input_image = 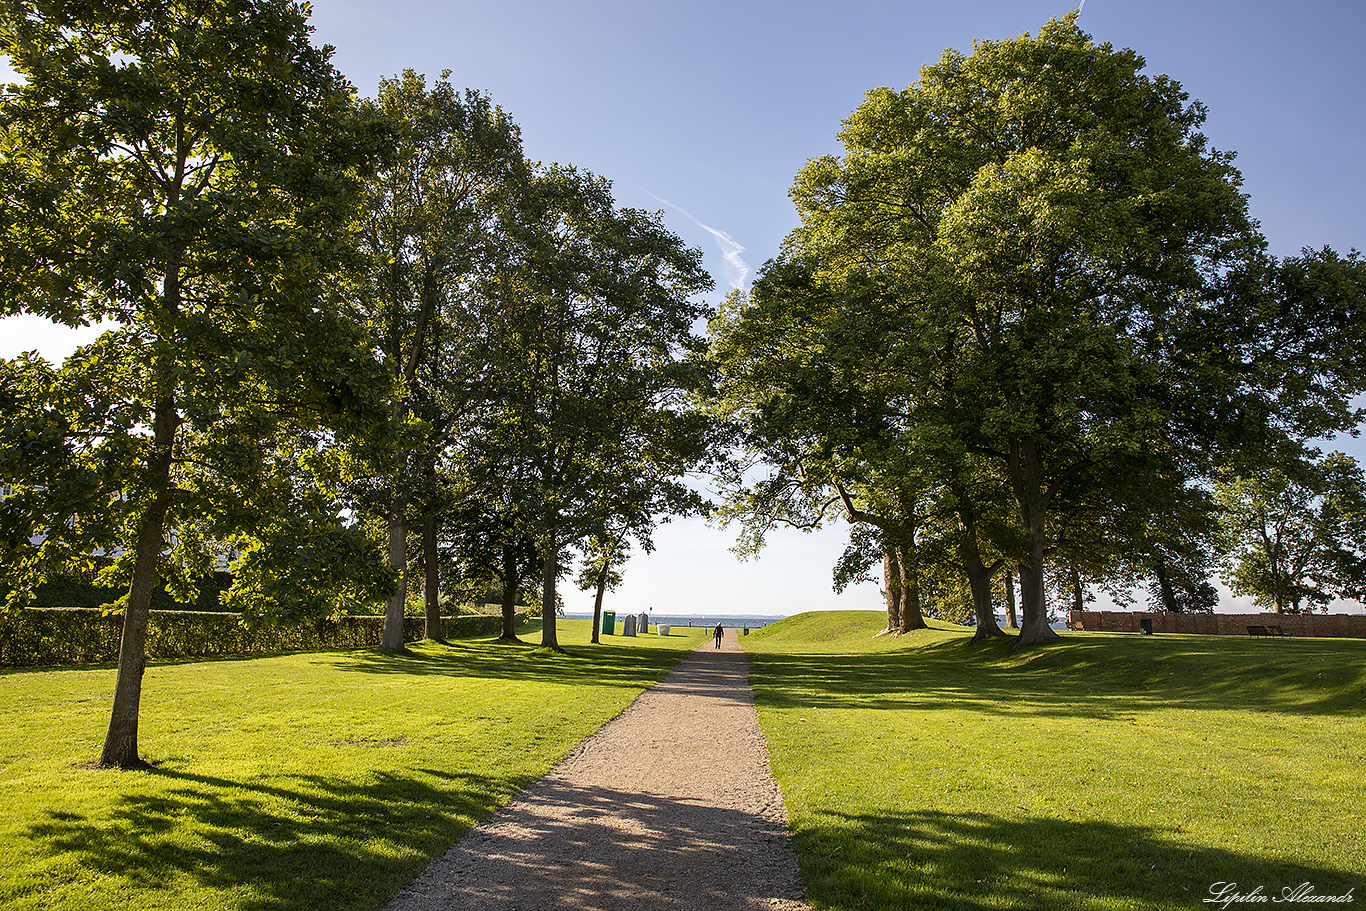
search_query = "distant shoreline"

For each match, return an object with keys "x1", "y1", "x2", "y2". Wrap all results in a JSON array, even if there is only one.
[{"x1": 561, "y1": 612, "x2": 789, "y2": 630}]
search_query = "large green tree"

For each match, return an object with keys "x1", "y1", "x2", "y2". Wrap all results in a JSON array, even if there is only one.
[
  {"x1": 722, "y1": 15, "x2": 1287, "y2": 647},
  {"x1": 0, "y1": 0, "x2": 387, "y2": 767},
  {"x1": 439, "y1": 465, "x2": 541, "y2": 641},
  {"x1": 710, "y1": 253, "x2": 1020, "y2": 641},
  {"x1": 466, "y1": 165, "x2": 713, "y2": 650},
  {"x1": 352, "y1": 70, "x2": 526, "y2": 650},
  {"x1": 1214, "y1": 451, "x2": 1366, "y2": 614},
  {"x1": 575, "y1": 418, "x2": 719, "y2": 645}
]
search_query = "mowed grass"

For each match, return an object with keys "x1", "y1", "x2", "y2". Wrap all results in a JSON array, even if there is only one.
[
  {"x1": 742, "y1": 612, "x2": 1366, "y2": 910},
  {"x1": 0, "y1": 618, "x2": 705, "y2": 911}
]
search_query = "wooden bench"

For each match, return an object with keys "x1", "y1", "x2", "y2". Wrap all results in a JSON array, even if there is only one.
[{"x1": 1248, "y1": 625, "x2": 1291, "y2": 637}]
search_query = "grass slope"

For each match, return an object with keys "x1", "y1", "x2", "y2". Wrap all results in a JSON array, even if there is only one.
[
  {"x1": 743, "y1": 612, "x2": 1366, "y2": 910},
  {"x1": 0, "y1": 619, "x2": 705, "y2": 911}
]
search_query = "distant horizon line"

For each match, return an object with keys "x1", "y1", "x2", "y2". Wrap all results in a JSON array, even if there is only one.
[{"x1": 561, "y1": 611, "x2": 799, "y2": 619}]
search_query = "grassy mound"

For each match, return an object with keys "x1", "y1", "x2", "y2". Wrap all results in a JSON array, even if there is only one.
[
  {"x1": 743, "y1": 612, "x2": 1366, "y2": 910},
  {"x1": 745, "y1": 610, "x2": 890, "y2": 644},
  {"x1": 0, "y1": 619, "x2": 705, "y2": 911},
  {"x1": 747, "y1": 610, "x2": 967, "y2": 647}
]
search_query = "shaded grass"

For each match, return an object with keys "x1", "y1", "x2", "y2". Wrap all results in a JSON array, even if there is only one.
[
  {"x1": 743, "y1": 612, "x2": 1366, "y2": 910},
  {"x1": 0, "y1": 619, "x2": 706, "y2": 911}
]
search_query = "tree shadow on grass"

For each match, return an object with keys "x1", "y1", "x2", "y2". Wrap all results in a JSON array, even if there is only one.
[
  {"x1": 324, "y1": 638, "x2": 692, "y2": 692},
  {"x1": 796, "y1": 807, "x2": 1360, "y2": 910},
  {"x1": 1, "y1": 626, "x2": 697, "y2": 697},
  {"x1": 387, "y1": 780, "x2": 804, "y2": 911},
  {"x1": 18, "y1": 770, "x2": 807, "y2": 911},
  {"x1": 748, "y1": 633, "x2": 1366, "y2": 720},
  {"x1": 18, "y1": 765, "x2": 539, "y2": 911}
]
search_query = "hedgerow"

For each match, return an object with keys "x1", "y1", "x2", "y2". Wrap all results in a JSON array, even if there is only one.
[{"x1": 0, "y1": 609, "x2": 508, "y2": 667}]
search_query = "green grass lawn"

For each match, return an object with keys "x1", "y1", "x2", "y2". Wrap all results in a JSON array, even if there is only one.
[
  {"x1": 742, "y1": 612, "x2": 1366, "y2": 911},
  {"x1": 0, "y1": 618, "x2": 705, "y2": 911}
]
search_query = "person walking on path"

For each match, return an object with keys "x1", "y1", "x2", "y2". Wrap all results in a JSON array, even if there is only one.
[{"x1": 713, "y1": 622, "x2": 724, "y2": 649}]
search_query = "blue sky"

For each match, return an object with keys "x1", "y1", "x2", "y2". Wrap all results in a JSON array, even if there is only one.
[{"x1": 4, "y1": 1, "x2": 1365, "y2": 616}]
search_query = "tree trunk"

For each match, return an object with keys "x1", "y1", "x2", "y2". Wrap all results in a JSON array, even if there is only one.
[
  {"x1": 590, "y1": 566, "x2": 608, "y2": 645},
  {"x1": 1275, "y1": 556, "x2": 1290, "y2": 613},
  {"x1": 896, "y1": 544, "x2": 927, "y2": 632},
  {"x1": 1270, "y1": 547, "x2": 1287, "y2": 614},
  {"x1": 423, "y1": 513, "x2": 442, "y2": 641},
  {"x1": 1153, "y1": 560, "x2": 1177, "y2": 613},
  {"x1": 883, "y1": 546, "x2": 901, "y2": 633},
  {"x1": 1070, "y1": 558, "x2": 1085, "y2": 614},
  {"x1": 100, "y1": 395, "x2": 177, "y2": 769},
  {"x1": 499, "y1": 543, "x2": 520, "y2": 642},
  {"x1": 381, "y1": 510, "x2": 408, "y2": 650},
  {"x1": 957, "y1": 513, "x2": 1004, "y2": 641},
  {"x1": 1005, "y1": 570, "x2": 1019, "y2": 629},
  {"x1": 102, "y1": 239, "x2": 185, "y2": 768},
  {"x1": 1008, "y1": 436, "x2": 1060, "y2": 649},
  {"x1": 1016, "y1": 553, "x2": 1054, "y2": 647},
  {"x1": 964, "y1": 557, "x2": 1004, "y2": 641},
  {"x1": 540, "y1": 539, "x2": 560, "y2": 651}
]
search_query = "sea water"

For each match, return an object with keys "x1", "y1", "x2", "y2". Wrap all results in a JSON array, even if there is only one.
[{"x1": 562, "y1": 613, "x2": 783, "y2": 631}]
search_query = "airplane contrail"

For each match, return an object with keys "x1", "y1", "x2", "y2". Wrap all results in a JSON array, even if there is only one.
[{"x1": 636, "y1": 187, "x2": 752, "y2": 292}]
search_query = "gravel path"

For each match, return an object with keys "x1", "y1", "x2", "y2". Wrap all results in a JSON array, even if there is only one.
[{"x1": 383, "y1": 632, "x2": 811, "y2": 911}]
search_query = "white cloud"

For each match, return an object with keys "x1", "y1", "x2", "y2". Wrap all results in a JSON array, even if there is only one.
[
  {"x1": 694, "y1": 221, "x2": 751, "y2": 292},
  {"x1": 636, "y1": 188, "x2": 752, "y2": 291}
]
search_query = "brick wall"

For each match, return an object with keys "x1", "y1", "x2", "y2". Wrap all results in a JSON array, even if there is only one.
[{"x1": 1067, "y1": 610, "x2": 1366, "y2": 638}]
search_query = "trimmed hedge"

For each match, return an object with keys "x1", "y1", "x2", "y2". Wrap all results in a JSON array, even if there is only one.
[{"x1": 0, "y1": 608, "x2": 514, "y2": 668}]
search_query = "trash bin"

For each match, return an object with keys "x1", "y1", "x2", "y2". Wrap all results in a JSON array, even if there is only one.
[
  {"x1": 657, "y1": 624, "x2": 670, "y2": 636},
  {"x1": 601, "y1": 610, "x2": 615, "y2": 635},
  {"x1": 1139, "y1": 617, "x2": 1153, "y2": 635}
]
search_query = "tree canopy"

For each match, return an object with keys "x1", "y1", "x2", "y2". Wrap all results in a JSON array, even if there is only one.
[
  {"x1": 1215, "y1": 451, "x2": 1366, "y2": 614},
  {"x1": 712, "y1": 14, "x2": 1366, "y2": 644},
  {"x1": 349, "y1": 69, "x2": 527, "y2": 649},
  {"x1": 463, "y1": 164, "x2": 715, "y2": 650},
  {"x1": 0, "y1": 0, "x2": 390, "y2": 767}
]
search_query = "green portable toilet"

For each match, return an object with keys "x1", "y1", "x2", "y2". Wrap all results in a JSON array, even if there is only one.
[{"x1": 601, "y1": 610, "x2": 616, "y2": 635}]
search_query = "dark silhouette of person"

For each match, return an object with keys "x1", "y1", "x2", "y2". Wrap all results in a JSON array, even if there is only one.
[{"x1": 713, "y1": 623, "x2": 723, "y2": 649}]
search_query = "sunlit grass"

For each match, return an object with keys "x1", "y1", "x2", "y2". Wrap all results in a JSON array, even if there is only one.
[
  {"x1": 0, "y1": 619, "x2": 705, "y2": 911},
  {"x1": 743, "y1": 612, "x2": 1366, "y2": 910}
]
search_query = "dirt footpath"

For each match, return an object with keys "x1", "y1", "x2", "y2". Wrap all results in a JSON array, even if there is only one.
[{"x1": 383, "y1": 632, "x2": 810, "y2": 911}]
